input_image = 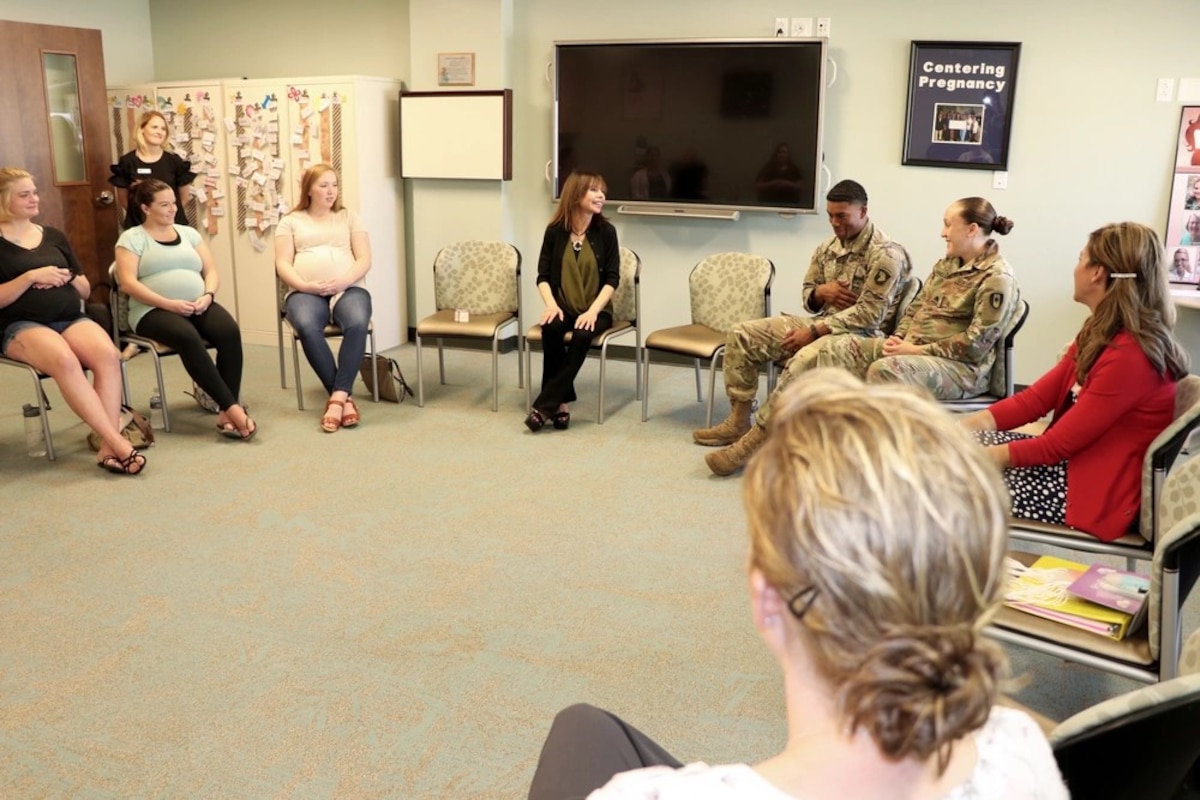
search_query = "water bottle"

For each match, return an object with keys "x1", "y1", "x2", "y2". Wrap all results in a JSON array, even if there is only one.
[
  {"x1": 149, "y1": 390, "x2": 165, "y2": 430},
  {"x1": 23, "y1": 403, "x2": 46, "y2": 458}
]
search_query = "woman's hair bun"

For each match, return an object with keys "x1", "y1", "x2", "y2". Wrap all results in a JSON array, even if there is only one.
[
  {"x1": 991, "y1": 215, "x2": 1014, "y2": 236},
  {"x1": 838, "y1": 626, "x2": 1003, "y2": 767}
]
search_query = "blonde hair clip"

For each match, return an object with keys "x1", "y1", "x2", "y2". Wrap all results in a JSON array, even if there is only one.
[{"x1": 1110, "y1": 272, "x2": 1137, "y2": 279}]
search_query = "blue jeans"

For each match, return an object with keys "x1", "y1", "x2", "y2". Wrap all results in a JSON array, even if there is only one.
[{"x1": 284, "y1": 286, "x2": 372, "y2": 396}]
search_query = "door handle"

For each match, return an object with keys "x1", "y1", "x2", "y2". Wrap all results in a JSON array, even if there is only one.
[{"x1": 95, "y1": 190, "x2": 114, "y2": 206}]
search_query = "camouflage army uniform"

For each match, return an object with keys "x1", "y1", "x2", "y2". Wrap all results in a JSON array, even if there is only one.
[
  {"x1": 816, "y1": 241, "x2": 1019, "y2": 400},
  {"x1": 722, "y1": 223, "x2": 912, "y2": 423}
]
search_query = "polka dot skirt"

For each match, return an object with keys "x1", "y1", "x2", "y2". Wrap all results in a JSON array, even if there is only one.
[{"x1": 975, "y1": 430, "x2": 1067, "y2": 526}]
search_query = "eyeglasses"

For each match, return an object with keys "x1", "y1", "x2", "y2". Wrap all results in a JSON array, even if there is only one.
[{"x1": 786, "y1": 585, "x2": 820, "y2": 621}]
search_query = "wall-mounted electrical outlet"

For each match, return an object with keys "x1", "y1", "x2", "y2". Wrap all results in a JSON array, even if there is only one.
[
  {"x1": 791, "y1": 17, "x2": 813, "y2": 37},
  {"x1": 1157, "y1": 78, "x2": 1176, "y2": 103},
  {"x1": 992, "y1": 171, "x2": 1009, "y2": 190},
  {"x1": 816, "y1": 17, "x2": 831, "y2": 37},
  {"x1": 774, "y1": 17, "x2": 788, "y2": 37}
]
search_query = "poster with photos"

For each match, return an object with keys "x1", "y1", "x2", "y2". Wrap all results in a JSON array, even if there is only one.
[{"x1": 1166, "y1": 106, "x2": 1200, "y2": 285}]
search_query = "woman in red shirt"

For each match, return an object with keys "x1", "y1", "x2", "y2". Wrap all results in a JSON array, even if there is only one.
[{"x1": 962, "y1": 222, "x2": 1189, "y2": 541}]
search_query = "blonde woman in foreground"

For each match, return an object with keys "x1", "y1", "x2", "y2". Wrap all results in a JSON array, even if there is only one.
[{"x1": 528, "y1": 369, "x2": 1067, "y2": 800}]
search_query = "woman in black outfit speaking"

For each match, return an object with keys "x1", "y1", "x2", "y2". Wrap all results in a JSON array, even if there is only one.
[{"x1": 525, "y1": 171, "x2": 620, "y2": 432}]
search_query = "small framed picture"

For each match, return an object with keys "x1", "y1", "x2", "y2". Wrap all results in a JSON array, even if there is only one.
[
  {"x1": 901, "y1": 41, "x2": 1021, "y2": 171},
  {"x1": 1165, "y1": 107, "x2": 1200, "y2": 285},
  {"x1": 438, "y1": 53, "x2": 476, "y2": 87}
]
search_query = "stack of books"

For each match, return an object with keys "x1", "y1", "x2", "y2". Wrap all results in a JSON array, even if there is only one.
[{"x1": 1004, "y1": 555, "x2": 1149, "y2": 641}]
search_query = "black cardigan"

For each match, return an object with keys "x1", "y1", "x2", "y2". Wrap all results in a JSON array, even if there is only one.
[{"x1": 535, "y1": 218, "x2": 620, "y2": 309}]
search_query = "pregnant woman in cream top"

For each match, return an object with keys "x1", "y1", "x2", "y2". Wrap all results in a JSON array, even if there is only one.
[{"x1": 275, "y1": 163, "x2": 372, "y2": 433}]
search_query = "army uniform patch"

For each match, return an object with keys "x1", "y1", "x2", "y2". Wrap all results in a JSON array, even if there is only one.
[{"x1": 990, "y1": 292, "x2": 1004, "y2": 310}]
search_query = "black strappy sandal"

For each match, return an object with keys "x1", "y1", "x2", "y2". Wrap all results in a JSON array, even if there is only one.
[
  {"x1": 551, "y1": 411, "x2": 571, "y2": 430},
  {"x1": 98, "y1": 449, "x2": 147, "y2": 475}
]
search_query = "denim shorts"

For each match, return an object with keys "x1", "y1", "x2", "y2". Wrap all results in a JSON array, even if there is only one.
[{"x1": 1, "y1": 317, "x2": 88, "y2": 356}]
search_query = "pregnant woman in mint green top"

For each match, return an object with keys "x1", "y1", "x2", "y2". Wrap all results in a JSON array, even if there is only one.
[{"x1": 115, "y1": 179, "x2": 255, "y2": 440}]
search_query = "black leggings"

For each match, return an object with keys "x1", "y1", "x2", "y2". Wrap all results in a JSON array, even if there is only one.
[
  {"x1": 527, "y1": 704, "x2": 682, "y2": 800},
  {"x1": 135, "y1": 303, "x2": 243, "y2": 411},
  {"x1": 532, "y1": 311, "x2": 613, "y2": 415}
]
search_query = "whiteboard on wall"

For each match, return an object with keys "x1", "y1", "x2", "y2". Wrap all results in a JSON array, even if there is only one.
[{"x1": 399, "y1": 89, "x2": 512, "y2": 180}]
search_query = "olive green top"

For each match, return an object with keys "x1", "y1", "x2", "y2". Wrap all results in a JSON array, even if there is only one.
[{"x1": 560, "y1": 238, "x2": 602, "y2": 316}]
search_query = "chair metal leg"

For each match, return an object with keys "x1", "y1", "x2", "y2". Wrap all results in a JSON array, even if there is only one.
[
  {"x1": 491, "y1": 334, "x2": 501, "y2": 412},
  {"x1": 416, "y1": 332, "x2": 425, "y2": 407},
  {"x1": 150, "y1": 351, "x2": 171, "y2": 432},
  {"x1": 634, "y1": 335, "x2": 643, "y2": 401},
  {"x1": 517, "y1": 331, "x2": 524, "y2": 390},
  {"x1": 292, "y1": 335, "x2": 305, "y2": 410},
  {"x1": 597, "y1": 341, "x2": 609, "y2": 425},
  {"x1": 35, "y1": 380, "x2": 56, "y2": 462},
  {"x1": 368, "y1": 328, "x2": 379, "y2": 403},
  {"x1": 524, "y1": 337, "x2": 533, "y2": 410},
  {"x1": 277, "y1": 315, "x2": 287, "y2": 389},
  {"x1": 641, "y1": 353, "x2": 652, "y2": 421},
  {"x1": 1162, "y1": 569, "x2": 1181, "y2": 681},
  {"x1": 437, "y1": 338, "x2": 446, "y2": 385},
  {"x1": 119, "y1": 358, "x2": 132, "y2": 407},
  {"x1": 693, "y1": 358, "x2": 703, "y2": 402},
  {"x1": 706, "y1": 350, "x2": 722, "y2": 428}
]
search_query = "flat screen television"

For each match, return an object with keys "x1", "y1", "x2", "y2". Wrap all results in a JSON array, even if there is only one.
[{"x1": 554, "y1": 39, "x2": 827, "y2": 215}]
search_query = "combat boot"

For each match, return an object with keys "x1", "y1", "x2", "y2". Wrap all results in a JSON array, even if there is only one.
[
  {"x1": 705, "y1": 424, "x2": 767, "y2": 476},
  {"x1": 692, "y1": 400, "x2": 754, "y2": 446}
]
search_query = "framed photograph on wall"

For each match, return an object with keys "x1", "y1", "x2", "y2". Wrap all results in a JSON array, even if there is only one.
[
  {"x1": 901, "y1": 41, "x2": 1020, "y2": 170},
  {"x1": 1165, "y1": 106, "x2": 1200, "y2": 286}
]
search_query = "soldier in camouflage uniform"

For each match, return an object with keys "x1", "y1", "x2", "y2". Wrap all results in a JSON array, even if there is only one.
[
  {"x1": 816, "y1": 198, "x2": 1019, "y2": 398},
  {"x1": 707, "y1": 196, "x2": 1018, "y2": 477},
  {"x1": 694, "y1": 180, "x2": 913, "y2": 464}
]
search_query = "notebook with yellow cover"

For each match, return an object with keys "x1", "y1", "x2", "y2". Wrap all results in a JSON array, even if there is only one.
[{"x1": 1003, "y1": 555, "x2": 1136, "y2": 641}]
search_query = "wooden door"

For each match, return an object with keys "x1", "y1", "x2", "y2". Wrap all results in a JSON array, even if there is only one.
[{"x1": 0, "y1": 21, "x2": 118, "y2": 303}]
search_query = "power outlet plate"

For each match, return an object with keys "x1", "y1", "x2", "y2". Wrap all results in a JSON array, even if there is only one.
[
  {"x1": 992, "y1": 171, "x2": 1009, "y2": 190},
  {"x1": 816, "y1": 17, "x2": 831, "y2": 37},
  {"x1": 1157, "y1": 78, "x2": 1176, "y2": 102},
  {"x1": 791, "y1": 17, "x2": 813, "y2": 37},
  {"x1": 774, "y1": 17, "x2": 788, "y2": 37}
]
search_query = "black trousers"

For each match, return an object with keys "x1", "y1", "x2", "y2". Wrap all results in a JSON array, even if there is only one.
[
  {"x1": 527, "y1": 704, "x2": 682, "y2": 800},
  {"x1": 532, "y1": 311, "x2": 613, "y2": 415},
  {"x1": 136, "y1": 304, "x2": 243, "y2": 411}
]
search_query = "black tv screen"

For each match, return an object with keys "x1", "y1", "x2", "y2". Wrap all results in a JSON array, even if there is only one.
[{"x1": 554, "y1": 39, "x2": 827, "y2": 214}]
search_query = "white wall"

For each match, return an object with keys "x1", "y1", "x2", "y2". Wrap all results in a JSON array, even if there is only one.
[
  {"x1": 148, "y1": 0, "x2": 410, "y2": 82},
  {"x1": 0, "y1": 0, "x2": 154, "y2": 86}
]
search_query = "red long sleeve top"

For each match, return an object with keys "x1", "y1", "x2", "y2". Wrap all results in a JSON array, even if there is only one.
[{"x1": 989, "y1": 332, "x2": 1177, "y2": 541}]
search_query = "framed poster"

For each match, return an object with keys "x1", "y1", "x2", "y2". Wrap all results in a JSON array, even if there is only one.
[
  {"x1": 438, "y1": 53, "x2": 475, "y2": 87},
  {"x1": 901, "y1": 41, "x2": 1020, "y2": 170},
  {"x1": 1165, "y1": 106, "x2": 1200, "y2": 285}
]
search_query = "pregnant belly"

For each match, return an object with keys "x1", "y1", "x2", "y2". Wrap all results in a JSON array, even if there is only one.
[{"x1": 294, "y1": 246, "x2": 352, "y2": 283}]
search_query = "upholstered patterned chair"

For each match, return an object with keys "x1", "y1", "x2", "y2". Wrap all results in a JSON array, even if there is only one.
[
  {"x1": 275, "y1": 276, "x2": 378, "y2": 410},
  {"x1": 524, "y1": 247, "x2": 641, "y2": 424},
  {"x1": 988, "y1": 453, "x2": 1200, "y2": 684},
  {"x1": 640, "y1": 252, "x2": 774, "y2": 425},
  {"x1": 1048, "y1": 672, "x2": 1200, "y2": 799},
  {"x1": 415, "y1": 241, "x2": 522, "y2": 412},
  {"x1": 1007, "y1": 374, "x2": 1200, "y2": 566}
]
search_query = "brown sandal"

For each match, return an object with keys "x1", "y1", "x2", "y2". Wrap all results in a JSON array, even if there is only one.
[
  {"x1": 321, "y1": 399, "x2": 344, "y2": 433},
  {"x1": 341, "y1": 397, "x2": 360, "y2": 428},
  {"x1": 97, "y1": 449, "x2": 147, "y2": 475}
]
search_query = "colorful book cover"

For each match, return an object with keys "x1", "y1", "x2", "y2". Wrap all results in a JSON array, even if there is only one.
[
  {"x1": 1003, "y1": 555, "x2": 1136, "y2": 641},
  {"x1": 1067, "y1": 564, "x2": 1149, "y2": 634}
]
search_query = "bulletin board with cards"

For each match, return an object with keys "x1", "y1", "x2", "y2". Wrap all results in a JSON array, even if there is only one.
[{"x1": 1165, "y1": 106, "x2": 1200, "y2": 286}]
